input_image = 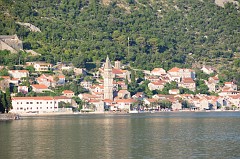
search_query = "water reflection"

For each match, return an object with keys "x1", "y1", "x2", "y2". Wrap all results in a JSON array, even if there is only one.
[{"x1": 0, "y1": 112, "x2": 240, "y2": 159}]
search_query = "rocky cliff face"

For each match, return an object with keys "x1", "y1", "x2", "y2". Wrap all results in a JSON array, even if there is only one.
[{"x1": 215, "y1": 0, "x2": 239, "y2": 7}]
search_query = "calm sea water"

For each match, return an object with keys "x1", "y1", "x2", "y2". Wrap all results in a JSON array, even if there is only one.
[{"x1": 1, "y1": 112, "x2": 240, "y2": 159}]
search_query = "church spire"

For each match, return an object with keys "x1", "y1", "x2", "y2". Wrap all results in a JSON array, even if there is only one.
[{"x1": 104, "y1": 55, "x2": 112, "y2": 69}]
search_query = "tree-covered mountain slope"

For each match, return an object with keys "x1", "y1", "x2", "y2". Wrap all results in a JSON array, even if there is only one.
[{"x1": 0, "y1": 0, "x2": 240, "y2": 83}]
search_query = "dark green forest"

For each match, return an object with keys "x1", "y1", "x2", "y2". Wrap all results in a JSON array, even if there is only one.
[{"x1": 0, "y1": 0, "x2": 240, "y2": 84}]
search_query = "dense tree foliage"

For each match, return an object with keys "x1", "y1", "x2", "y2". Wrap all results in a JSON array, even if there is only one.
[
  {"x1": 0, "y1": 89, "x2": 12, "y2": 113},
  {"x1": 0, "y1": 0, "x2": 239, "y2": 87}
]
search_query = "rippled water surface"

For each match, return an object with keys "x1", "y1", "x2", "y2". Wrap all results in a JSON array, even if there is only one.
[{"x1": 1, "y1": 112, "x2": 240, "y2": 159}]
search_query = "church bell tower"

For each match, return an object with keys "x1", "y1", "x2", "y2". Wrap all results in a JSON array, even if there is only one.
[{"x1": 103, "y1": 56, "x2": 113, "y2": 100}]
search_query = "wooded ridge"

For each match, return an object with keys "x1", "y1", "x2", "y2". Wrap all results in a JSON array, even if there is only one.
[{"x1": 0, "y1": 0, "x2": 240, "y2": 85}]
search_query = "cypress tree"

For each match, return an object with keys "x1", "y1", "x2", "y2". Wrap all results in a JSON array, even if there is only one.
[
  {"x1": 0, "y1": 91, "x2": 4, "y2": 113},
  {"x1": 1, "y1": 93, "x2": 7, "y2": 113},
  {"x1": 5, "y1": 88, "x2": 12, "y2": 112}
]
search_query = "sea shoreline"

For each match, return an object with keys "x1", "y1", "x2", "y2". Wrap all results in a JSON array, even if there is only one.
[{"x1": 17, "y1": 109, "x2": 240, "y2": 117}]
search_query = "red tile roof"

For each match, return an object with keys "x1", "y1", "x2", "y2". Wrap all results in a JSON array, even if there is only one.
[
  {"x1": 168, "y1": 67, "x2": 180, "y2": 72},
  {"x1": 9, "y1": 70, "x2": 29, "y2": 73},
  {"x1": 182, "y1": 78, "x2": 195, "y2": 83},
  {"x1": 115, "y1": 99, "x2": 136, "y2": 103},
  {"x1": 63, "y1": 90, "x2": 74, "y2": 94},
  {"x1": 151, "y1": 68, "x2": 165, "y2": 72},
  {"x1": 31, "y1": 84, "x2": 48, "y2": 89},
  {"x1": 103, "y1": 99, "x2": 113, "y2": 103},
  {"x1": 0, "y1": 76, "x2": 10, "y2": 79},
  {"x1": 12, "y1": 96, "x2": 70, "y2": 100},
  {"x1": 112, "y1": 68, "x2": 124, "y2": 74},
  {"x1": 151, "y1": 81, "x2": 166, "y2": 85}
]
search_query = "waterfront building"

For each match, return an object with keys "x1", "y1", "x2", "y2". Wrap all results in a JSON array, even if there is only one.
[{"x1": 11, "y1": 96, "x2": 71, "y2": 113}]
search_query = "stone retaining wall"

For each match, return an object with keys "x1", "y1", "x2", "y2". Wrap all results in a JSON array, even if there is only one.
[{"x1": 0, "y1": 113, "x2": 19, "y2": 120}]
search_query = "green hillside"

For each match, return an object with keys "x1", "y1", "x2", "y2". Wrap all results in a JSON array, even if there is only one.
[{"x1": 0, "y1": 0, "x2": 240, "y2": 83}]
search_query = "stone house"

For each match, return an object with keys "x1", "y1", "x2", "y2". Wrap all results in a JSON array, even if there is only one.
[
  {"x1": 201, "y1": 65, "x2": 215, "y2": 74},
  {"x1": 148, "y1": 80, "x2": 166, "y2": 91},
  {"x1": 37, "y1": 74, "x2": 65, "y2": 88},
  {"x1": 168, "y1": 67, "x2": 195, "y2": 82},
  {"x1": 151, "y1": 68, "x2": 166, "y2": 76},
  {"x1": 132, "y1": 92, "x2": 146, "y2": 100},
  {"x1": 117, "y1": 89, "x2": 131, "y2": 99},
  {"x1": 224, "y1": 82, "x2": 237, "y2": 91},
  {"x1": 178, "y1": 78, "x2": 196, "y2": 92},
  {"x1": 80, "y1": 81, "x2": 93, "y2": 90},
  {"x1": 115, "y1": 98, "x2": 136, "y2": 110},
  {"x1": 205, "y1": 75, "x2": 220, "y2": 92}
]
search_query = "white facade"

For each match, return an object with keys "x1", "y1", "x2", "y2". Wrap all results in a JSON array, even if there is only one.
[
  {"x1": 11, "y1": 96, "x2": 71, "y2": 114},
  {"x1": 34, "y1": 62, "x2": 52, "y2": 72},
  {"x1": 8, "y1": 70, "x2": 29, "y2": 79}
]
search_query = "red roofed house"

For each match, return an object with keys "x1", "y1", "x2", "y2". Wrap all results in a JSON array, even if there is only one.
[
  {"x1": 112, "y1": 68, "x2": 131, "y2": 81},
  {"x1": 31, "y1": 84, "x2": 50, "y2": 93},
  {"x1": 228, "y1": 95, "x2": 240, "y2": 109},
  {"x1": 99, "y1": 66, "x2": 131, "y2": 81},
  {"x1": 192, "y1": 96, "x2": 210, "y2": 110},
  {"x1": 143, "y1": 98, "x2": 158, "y2": 109},
  {"x1": 148, "y1": 80, "x2": 166, "y2": 91},
  {"x1": 87, "y1": 100, "x2": 104, "y2": 112},
  {"x1": 168, "y1": 67, "x2": 195, "y2": 82},
  {"x1": 224, "y1": 82, "x2": 237, "y2": 91},
  {"x1": 201, "y1": 65, "x2": 215, "y2": 75},
  {"x1": 178, "y1": 78, "x2": 196, "y2": 91},
  {"x1": 151, "y1": 68, "x2": 166, "y2": 76},
  {"x1": 206, "y1": 75, "x2": 220, "y2": 92},
  {"x1": 62, "y1": 90, "x2": 74, "y2": 98},
  {"x1": 115, "y1": 99, "x2": 136, "y2": 110},
  {"x1": 132, "y1": 92, "x2": 146, "y2": 100},
  {"x1": 89, "y1": 84, "x2": 104, "y2": 94}
]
